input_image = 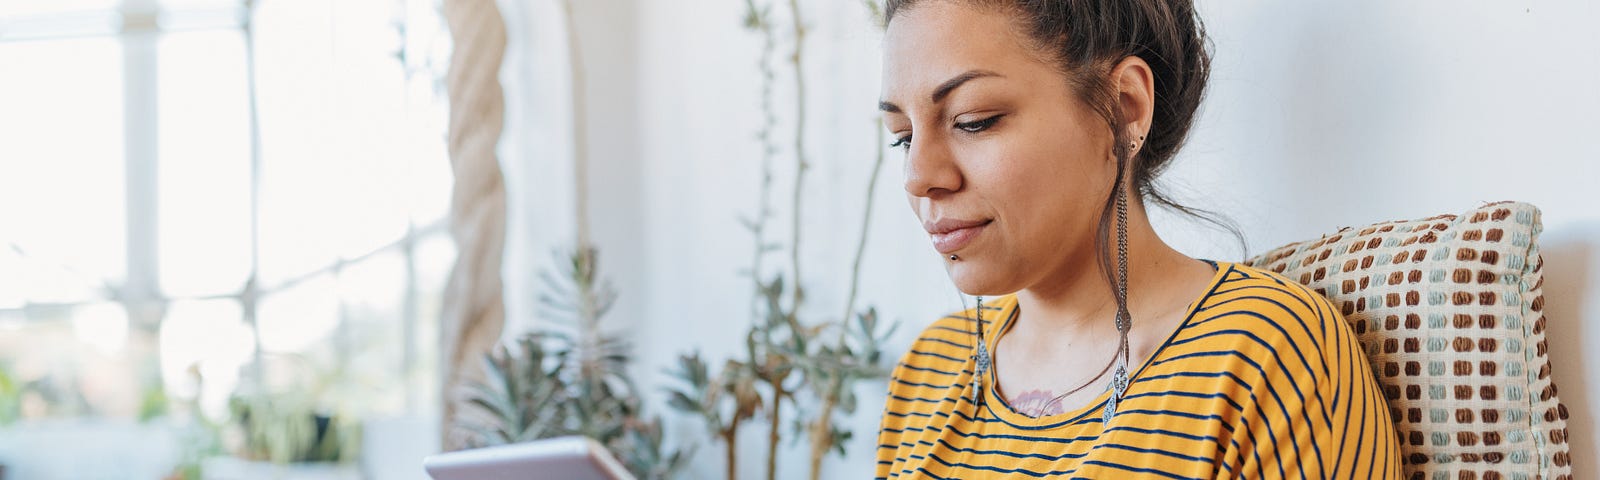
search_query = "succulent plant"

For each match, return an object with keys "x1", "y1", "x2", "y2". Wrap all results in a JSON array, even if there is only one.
[{"x1": 459, "y1": 248, "x2": 687, "y2": 479}]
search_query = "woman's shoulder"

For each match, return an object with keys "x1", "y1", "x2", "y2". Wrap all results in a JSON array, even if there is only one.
[
  {"x1": 1184, "y1": 262, "x2": 1346, "y2": 350},
  {"x1": 1203, "y1": 261, "x2": 1340, "y2": 317}
]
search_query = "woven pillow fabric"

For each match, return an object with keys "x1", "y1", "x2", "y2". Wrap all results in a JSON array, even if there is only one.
[{"x1": 1243, "y1": 201, "x2": 1571, "y2": 480}]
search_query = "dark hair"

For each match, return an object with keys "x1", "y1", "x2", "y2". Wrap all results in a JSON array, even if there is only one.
[{"x1": 885, "y1": 0, "x2": 1245, "y2": 290}]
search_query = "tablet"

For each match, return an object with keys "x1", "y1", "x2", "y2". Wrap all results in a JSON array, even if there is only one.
[{"x1": 422, "y1": 436, "x2": 636, "y2": 480}]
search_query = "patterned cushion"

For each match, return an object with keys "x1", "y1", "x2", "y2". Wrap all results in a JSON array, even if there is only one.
[{"x1": 1243, "y1": 202, "x2": 1572, "y2": 480}]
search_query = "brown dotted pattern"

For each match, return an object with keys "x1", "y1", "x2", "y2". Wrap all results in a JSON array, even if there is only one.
[{"x1": 1245, "y1": 202, "x2": 1571, "y2": 480}]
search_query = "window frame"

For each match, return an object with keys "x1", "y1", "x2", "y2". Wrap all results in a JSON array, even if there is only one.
[{"x1": 0, "y1": 0, "x2": 448, "y2": 418}]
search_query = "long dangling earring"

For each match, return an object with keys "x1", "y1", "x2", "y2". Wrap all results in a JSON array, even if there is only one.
[
  {"x1": 971, "y1": 295, "x2": 992, "y2": 407},
  {"x1": 1104, "y1": 140, "x2": 1136, "y2": 424}
]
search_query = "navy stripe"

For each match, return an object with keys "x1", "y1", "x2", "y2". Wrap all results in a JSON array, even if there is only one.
[
  {"x1": 891, "y1": 376, "x2": 956, "y2": 390},
  {"x1": 924, "y1": 450, "x2": 1075, "y2": 477},
  {"x1": 896, "y1": 363, "x2": 968, "y2": 377},
  {"x1": 1076, "y1": 459, "x2": 1201, "y2": 480},
  {"x1": 1095, "y1": 442, "x2": 1215, "y2": 465},
  {"x1": 925, "y1": 325, "x2": 975, "y2": 336},
  {"x1": 906, "y1": 348, "x2": 966, "y2": 363},
  {"x1": 888, "y1": 393, "x2": 950, "y2": 404},
  {"x1": 914, "y1": 335, "x2": 972, "y2": 350}
]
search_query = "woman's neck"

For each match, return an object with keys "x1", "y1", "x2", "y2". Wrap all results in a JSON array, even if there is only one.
[{"x1": 1012, "y1": 203, "x2": 1203, "y2": 339}]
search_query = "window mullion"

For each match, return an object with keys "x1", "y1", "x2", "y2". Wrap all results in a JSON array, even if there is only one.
[
  {"x1": 122, "y1": 0, "x2": 163, "y2": 330},
  {"x1": 242, "y1": 0, "x2": 265, "y2": 388}
]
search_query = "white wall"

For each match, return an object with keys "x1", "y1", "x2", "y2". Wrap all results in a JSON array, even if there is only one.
[{"x1": 497, "y1": 0, "x2": 1600, "y2": 477}]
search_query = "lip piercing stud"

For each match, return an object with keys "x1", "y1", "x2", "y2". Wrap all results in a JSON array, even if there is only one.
[{"x1": 949, "y1": 254, "x2": 959, "y2": 261}]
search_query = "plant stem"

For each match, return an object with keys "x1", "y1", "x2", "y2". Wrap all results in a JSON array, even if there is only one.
[
  {"x1": 808, "y1": 380, "x2": 840, "y2": 480},
  {"x1": 561, "y1": 0, "x2": 592, "y2": 252},
  {"x1": 772, "y1": 3, "x2": 806, "y2": 480},
  {"x1": 748, "y1": 0, "x2": 778, "y2": 328},
  {"x1": 840, "y1": 126, "x2": 886, "y2": 338},
  {"x1": 808, "y1": 117, "x2": 889, "y2": 480},
  {"x1": 767, "y1": 380, "x2": 784, "y2": 480},
  {"x1": 722, "y1": 425, "x2": 739, "y2": 480},
  {"x1": 785, "y1": 0, "x2": 807, "y2": 328},
  {"x1": 560, "y1": 1, "x2": 608, "y2": 413}
]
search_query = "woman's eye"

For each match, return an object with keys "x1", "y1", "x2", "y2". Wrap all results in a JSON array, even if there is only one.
[
  {"x1": 954, "y1": 114, "x2": 1004, "y2": 133},
  {"x1": 889, "y1": 135, "x2": 911, "y2": 149}
]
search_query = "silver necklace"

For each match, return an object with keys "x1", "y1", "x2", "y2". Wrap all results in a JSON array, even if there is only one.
[{"x1": 970, "y1": 179, "x2": 1134, "y2": 423}]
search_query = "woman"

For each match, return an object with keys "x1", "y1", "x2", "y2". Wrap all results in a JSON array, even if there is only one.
[{"x1": 874, "y1": 1, "x2": 1402, "y2": 478}]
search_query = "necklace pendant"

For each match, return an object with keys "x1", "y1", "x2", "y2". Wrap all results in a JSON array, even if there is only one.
[
  {"x1": 975, "y1": 341, "x2": 992, "y2": 378},
  {"x1": 971, "y1": 295, "x2": 991, "y2": 407},
  {"x1": 972, "y1": 373, "x2": 983, "y2": 405},
  {"x1": 972, "y1": 341, "x2": 991, "y2": 405},
  {"x1": 1104, "y1": 361, "x2": 1129, "y2": 424}
]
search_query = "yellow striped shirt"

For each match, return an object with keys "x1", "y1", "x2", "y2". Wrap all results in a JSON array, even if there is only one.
[{"x1": 875, "y1": 261, "x2": 1402, "y2": 479}]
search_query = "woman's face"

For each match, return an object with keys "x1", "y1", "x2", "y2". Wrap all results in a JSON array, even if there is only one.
[{"x1": 881, "y1": 1, "x2": 1117, "y2": 295}]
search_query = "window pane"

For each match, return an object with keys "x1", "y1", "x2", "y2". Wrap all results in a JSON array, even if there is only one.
[
  {"x1": 256, "y1": 273, "x2": 337, "y2": 354},
  {"x1": 405, "y1": 119, "x2": 452, "y2": 226},
  {"x1": 158, "y1": 299, "x2": 252, "y2": 421},
  {"x1": 71, "y1": 302, "x2": 128, "y2": 357},
  {"x1": 400, "y1": 0, "x2": 452, "y2": 226},
  {"x1": 157, "y1": 30, "x2": 252, "y2": 298},
  {"x1": 0, "y1": 0, "x2": 118, "y2": 17},
  {"x1": 255, "y1": 272, "x2": 342, "y2": 404},
  {"x1": 69, "y1": 302, "x2": 151, "y2": 420},
  {"x1": 0, "y1": 303, "x2": 152, "y2": 420},
  {"x1": 0, "y1": 38, "x2": 126, "y2": 299},
  {"x1": 159, "y1": 0, "x2": 244, "y2": 9},
  {"x1": 410, "y1": 233, "x2": 453, "y2": 413},
  {"x1": 159, "y1": 1, "x2": 247, "y2": 32},
  {"x1": 0, "y1": 315, "x2": 89, "y2": 419},
  {"x1": 160, "y1": 0, "x2": 243, "y2": 6},
  {"x1": 0, "y1": 243, "x2": 104, "y2": 305},
  {"x1": 339, "y1": 250, "x2": 406, "y2": 415},
  {"x1": 255, "y1": 0, "x2": 412, "y2": 285},
  {"x1": 0, "y1": 11, "x2": 121, "y2": 40}
]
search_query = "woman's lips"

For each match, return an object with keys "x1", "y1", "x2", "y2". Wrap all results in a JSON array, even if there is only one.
[{"x1": 930, "y1": 220, "x2": 991, "y2": 254}]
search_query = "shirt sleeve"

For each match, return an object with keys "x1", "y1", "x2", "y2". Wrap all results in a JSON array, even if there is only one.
[{"x1": 1216, "y1": 284, "x2": 1404, "y2": 479}]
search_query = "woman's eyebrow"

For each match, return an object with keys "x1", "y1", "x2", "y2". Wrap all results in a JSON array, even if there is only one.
[
  {"x1": 930, "y1": 70, "x2": 1000, "y2": 103},
  {"x1": 878, "y1": 69, "x2": 1002, "y2": 113}
]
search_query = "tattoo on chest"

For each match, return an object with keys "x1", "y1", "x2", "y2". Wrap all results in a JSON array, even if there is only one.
[{"x1": 1008, "y1": 389, "x2": 1065, "y2": 418}]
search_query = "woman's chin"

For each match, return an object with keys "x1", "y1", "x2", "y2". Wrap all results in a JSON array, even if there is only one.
[{"x1": 945, "y1": 262, "x2": 1016, "y2": 297}]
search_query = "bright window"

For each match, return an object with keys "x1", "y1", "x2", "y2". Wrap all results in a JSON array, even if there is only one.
[{"x1": 0, "y1": 0, "x2": 454, "y2": 436}]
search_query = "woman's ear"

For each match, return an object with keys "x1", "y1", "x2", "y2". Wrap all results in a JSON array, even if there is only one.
[{"x1": 1110, "y1": 56, "x2": 1156, "y2": 140}]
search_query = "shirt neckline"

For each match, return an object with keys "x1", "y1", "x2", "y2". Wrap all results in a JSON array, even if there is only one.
[{"x1": 979, "y1": 259, "x2": 1232, "y2": 430}]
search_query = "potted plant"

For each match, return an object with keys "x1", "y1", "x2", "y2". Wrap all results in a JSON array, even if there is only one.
[
  {"x1": 457, "y1": 249, "x2": 686, "y2": 479},
  {"x1": 201, "y1": 390, "x2": 362, "y2": 480}
]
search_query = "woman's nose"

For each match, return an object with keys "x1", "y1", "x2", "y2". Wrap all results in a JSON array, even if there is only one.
[{"x1": 903, "y1": 136, "x2": 962, "y2": 198}]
